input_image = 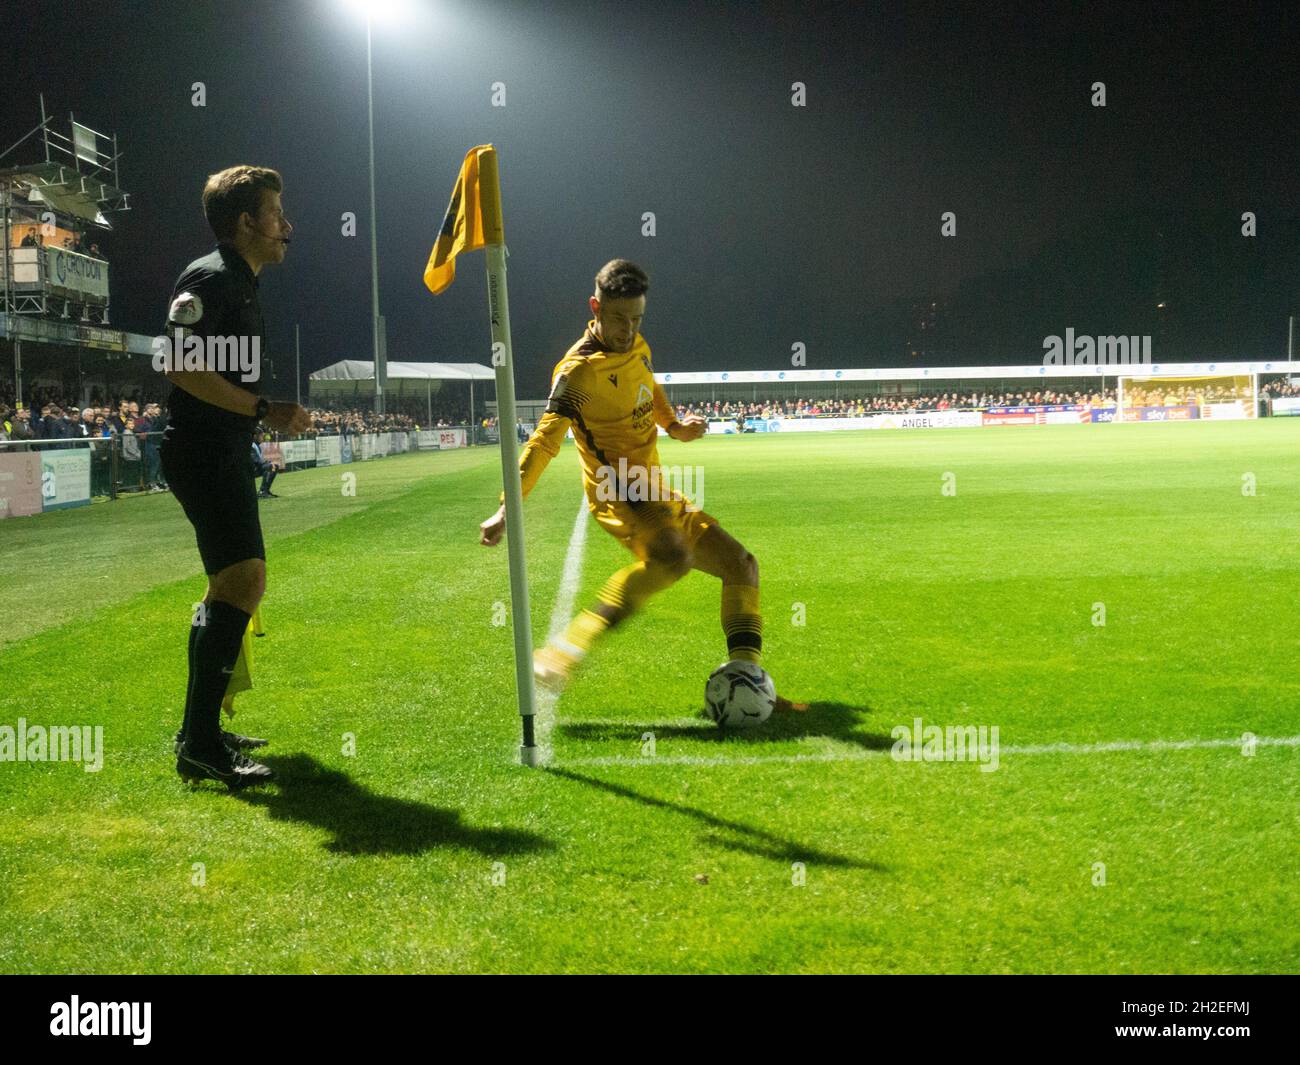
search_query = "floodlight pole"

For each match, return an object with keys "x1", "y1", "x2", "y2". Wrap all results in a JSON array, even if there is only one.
[
  {"x1": 479, "y1": 150, "x2": 540, "y2": 766},
  {"x1": 366, "y1": 14, "x2": 386, "y2": 416}
]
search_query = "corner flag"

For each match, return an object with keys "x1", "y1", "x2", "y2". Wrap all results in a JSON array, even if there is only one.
[
  {"x1": 423, "y1": 144, "x2": 499, "y2": 296},
  {"x1": 424, "y1": 145, "x2": 542, "y2": 766}
]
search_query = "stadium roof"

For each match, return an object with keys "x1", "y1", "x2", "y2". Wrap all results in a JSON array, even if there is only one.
[
  {"x1": 309, "y1": 360, "x2": 495, "y2": 382},
  {"x1": 0, "y1": 161, "x2": 127, "y2": 226}
]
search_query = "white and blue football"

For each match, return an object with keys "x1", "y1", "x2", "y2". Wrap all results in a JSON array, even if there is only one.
[{"x1": 705, "y1": 661, "x2": 776, "y2": 728}]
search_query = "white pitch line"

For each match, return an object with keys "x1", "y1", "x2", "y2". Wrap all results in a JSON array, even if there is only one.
[
  {"x1": 548, "y1": 499, "x2": 590, "y2": 644},
  {"x1": 550, "y1": 733, "x2": 1300, "y2": 769},
  {"x1": 533, "y1": 497, "x2": 591, "y2": 762},
  {"x1": 561, "y1": 717, "x2": 717, "y2": 730}
]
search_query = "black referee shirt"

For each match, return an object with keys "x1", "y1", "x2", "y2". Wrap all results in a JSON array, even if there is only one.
[{"x1": 162, "y1": 243, "x2": 266, "y2": 440}]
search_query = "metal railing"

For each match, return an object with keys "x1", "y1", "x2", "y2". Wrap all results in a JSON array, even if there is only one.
[
  {"x1": 0, "y1": 423, "x2": 495, "y2": 503},
  {"x1": 0, "y1": 430, "x2": 162, "y2": 499}
]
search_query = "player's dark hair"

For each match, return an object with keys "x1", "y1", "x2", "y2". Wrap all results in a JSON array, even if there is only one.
[
  {"x1": 202, "y1": 165, "x2": 283, "y2": 241},
  {"x1": 594, "y1": 259, "x2": 649, "y2": 300}
]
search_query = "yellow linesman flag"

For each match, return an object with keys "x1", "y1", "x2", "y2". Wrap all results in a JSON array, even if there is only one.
[
  {"x1": 423, "y1": 144, "x2": 500, "y2": 295},
  {"x1": 221, "y1": 606, "x2": 264, "y2": 719}
]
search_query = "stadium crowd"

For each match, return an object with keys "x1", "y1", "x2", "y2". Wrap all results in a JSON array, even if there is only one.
[
  {"x1": 305, "y1": 408, "x2": 420, "y2": 435},
  {"x1": 0, "y1": 383, "x2": 476, "y2": 445},
  {"x1": 0, "y1": 379, "x2": 1280, "y2": 453},
  {"x1": 0, "y1": 394, "x2": 166, "y2": 444},
  {"x1": 1261, "y1": 379, "x2": 1300, "y2": 398},
  {"x1": 1121, "y1": 382, "x2": 1252, "y2": 407},
  {"x1": 675, "y1": 388, "x2": 1122, "y2": 421}
]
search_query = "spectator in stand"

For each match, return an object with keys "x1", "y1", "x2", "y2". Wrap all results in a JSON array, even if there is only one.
[
  {"x1": 67, "y1": 407, "x2": 90, "y2": 440},
  {"x1": 121, "y1": 417, "x2": 143, "y2": 484},
  {"x1": 136, "y1": 403, "x2": 166, "y2": 490},
  {"x1": 51, "y1": 405, "x2": 73, "y2": 440},
  {"x1": 53, "y1": 407, "x2": 73, "y2": 442},
  {"x1": 21, "y1": 231, "x2": 37, "y2": 248},
  {"x1": 9, "y1": 408, "x2": 34, "y2": 449},
  {"x1": 252, "y1": 440, "x2": 279, "y2": 499}
]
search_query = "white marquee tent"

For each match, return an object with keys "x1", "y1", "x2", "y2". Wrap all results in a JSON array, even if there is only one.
[{"x1": 308, "y1": 360, "x2": 496, "y2": 424}]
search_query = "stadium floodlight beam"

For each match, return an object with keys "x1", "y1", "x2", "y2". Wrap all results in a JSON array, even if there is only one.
[
  {"x1": 344, "y1": 0, "x2": 395, "y2": 415},
  {"x1": 346, "y1": 0, "x2": 419, "y2": 415},
  {"x1": 366, "y1": 11, "x2": 385, "y2": 415}
]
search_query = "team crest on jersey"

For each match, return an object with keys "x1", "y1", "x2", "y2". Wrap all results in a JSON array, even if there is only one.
[
  {"x1": 635, "y1": 384, "x2": 653, "y2": 406},
  {"x1": 168, "y1": 291, "x2": 203, "y2": 326}
]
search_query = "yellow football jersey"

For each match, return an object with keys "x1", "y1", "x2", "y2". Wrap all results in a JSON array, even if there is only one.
[{"x1": 515, "y1": 320, "x2": 679, "y2": 504}]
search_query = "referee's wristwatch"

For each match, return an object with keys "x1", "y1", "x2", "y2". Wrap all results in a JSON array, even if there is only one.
[{"x1": 254, "y1": 396, "x2": 270, "y2": 422}]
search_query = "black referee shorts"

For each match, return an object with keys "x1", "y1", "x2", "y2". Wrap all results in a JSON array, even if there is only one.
[{"x1": 161, "y1": 432, "x2": 265, "y2": 576}]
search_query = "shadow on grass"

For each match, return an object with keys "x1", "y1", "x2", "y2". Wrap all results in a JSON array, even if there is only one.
[
  {"x1": 558, "y1": 702, "x2": 893, "y2": 751},
  {"x1": 233, "y1": 753, "x2": 553, "y2": 857},
  {"x1": 547, "y1": 768, "x2": 884, "y2": 871}
]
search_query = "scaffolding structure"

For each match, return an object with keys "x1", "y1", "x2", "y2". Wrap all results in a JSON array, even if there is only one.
[{"x1": 0, "y1": 95, "x2": 131, "y2": 402}]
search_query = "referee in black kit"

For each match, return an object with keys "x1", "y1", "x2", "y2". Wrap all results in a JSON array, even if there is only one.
[{"x1": 161, "y1": 165, "x2": 310, "y2": 788}]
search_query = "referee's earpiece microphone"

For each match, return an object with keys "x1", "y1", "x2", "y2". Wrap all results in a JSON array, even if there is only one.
[{"x1": 248, "y1": 219, "x2": 291, "y2": 245}]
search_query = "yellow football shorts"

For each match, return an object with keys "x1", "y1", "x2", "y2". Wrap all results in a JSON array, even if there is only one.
[{"x1": 590, "y1": 491, "x2": 718, "y2": 562}]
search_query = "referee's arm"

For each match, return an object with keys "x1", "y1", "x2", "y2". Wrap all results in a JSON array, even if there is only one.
[{"x1": 165, "y1": 369, "x2": 310, "y2": 433}]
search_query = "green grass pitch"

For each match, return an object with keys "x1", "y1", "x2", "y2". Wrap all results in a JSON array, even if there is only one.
[{"x1": 1, "y1": 420, "x2": 1297, "y2": 973}]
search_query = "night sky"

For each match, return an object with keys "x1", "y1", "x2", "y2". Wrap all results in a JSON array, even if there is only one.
[{"x1": 4, "y1": 0, "x2": 1297, "y2": 399}]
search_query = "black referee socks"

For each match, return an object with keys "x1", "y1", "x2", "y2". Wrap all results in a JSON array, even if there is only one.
[
  {"x1": 179, "y1": 617, "x2": 202, "y2": 739},
  {"x1": 185, "y1": 599, "x2": 251, "y2": 753}
]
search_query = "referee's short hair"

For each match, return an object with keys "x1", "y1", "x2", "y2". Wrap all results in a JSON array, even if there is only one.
[{"x1": 202, "y1": 166, "x2": 283, "y2": 241}]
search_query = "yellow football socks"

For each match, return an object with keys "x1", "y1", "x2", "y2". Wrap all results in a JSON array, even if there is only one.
[
  {"x1": 721, "y1": 583, "x2": 762, "y2": 664},
  {"x1": 551, "y1": 560, "x2": 684, "y2": 667}
]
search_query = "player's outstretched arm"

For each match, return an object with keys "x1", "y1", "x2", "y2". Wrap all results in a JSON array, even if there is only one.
[
  {"x1": 654, "y1": 381, "x2": 706, "y2": 441},
  {"x1": 479, "y1": 408, "x2": 572, "y2": 546},
  {"x1": 668, "y1": 413, "x2": 707, "y2": 441},
  {"x1": 480, "y1": 504, "x2": 506, "y2": 546}
]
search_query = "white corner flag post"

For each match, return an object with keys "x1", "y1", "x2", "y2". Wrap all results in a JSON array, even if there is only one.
[{"x1": 478, "y1": 149, "x2": 541, "y2": 766}]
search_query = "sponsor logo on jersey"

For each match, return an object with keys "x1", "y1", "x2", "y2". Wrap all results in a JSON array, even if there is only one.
[{"x1": 631, "y1": 383, "x2": 655, "y2": 426}]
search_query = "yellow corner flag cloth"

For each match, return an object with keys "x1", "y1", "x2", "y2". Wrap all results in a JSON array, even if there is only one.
[
  {"x1": 222, "y1": 606, "x2": 264, "y2": 719},
  {"x1": 423, "y1": 144, "x2": 498, "y2": 295}
]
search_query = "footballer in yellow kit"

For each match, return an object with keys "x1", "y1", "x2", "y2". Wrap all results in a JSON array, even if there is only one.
[{"x1": 479, "y1": 259, "x2": 804, "y2": 712}]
